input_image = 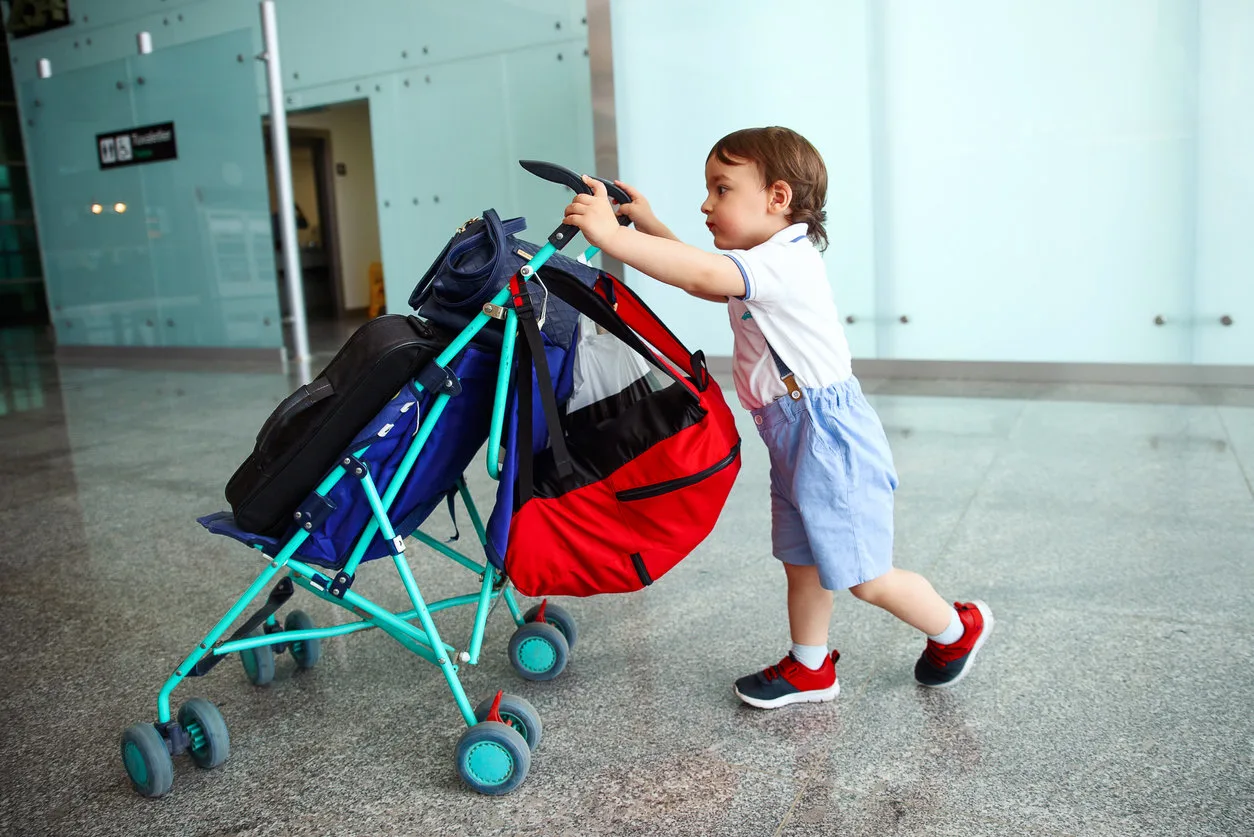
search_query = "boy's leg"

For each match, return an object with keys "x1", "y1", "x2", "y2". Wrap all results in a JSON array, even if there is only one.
[
  {"x1": 847, "y1": 567, "x2": 951, "y2": 634},
  {"x1": 785, "y1": 563, "x2": 834, "y2": 646},
  {"x1": 849, "y1": 568, "x2": 993, "y2": 688},
  {"x1": 733, "y1": 562, "x2": 841, "y2": 709}
]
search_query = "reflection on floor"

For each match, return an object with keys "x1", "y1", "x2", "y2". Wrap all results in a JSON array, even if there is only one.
[{"x1": 1, "y1": 325, "x2": 1252, "y2": 836}]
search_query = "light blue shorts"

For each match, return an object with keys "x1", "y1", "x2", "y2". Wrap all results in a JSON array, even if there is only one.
[{"x1": 751, "y1": 376, "x2": 899, "y2": 591}]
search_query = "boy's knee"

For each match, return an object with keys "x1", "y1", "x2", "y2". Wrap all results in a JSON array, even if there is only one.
[{"x1": 848, "y1": 576, "x2": 886, "y2": 604}]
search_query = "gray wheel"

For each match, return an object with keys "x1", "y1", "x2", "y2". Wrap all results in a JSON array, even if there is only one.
[
  {"x1": 507, "y1": 621, "x2": 569, "y2": 681},
  {"x1": 178, "y1": 698, "x2": 230, "y2": 770},
  {"x1": 524, "y1": 602, "x2": 578, "y2": 650},
  {"x1": 454, "y1": 721, "x2": 530, "y2": 795},
  {"x1": 240, "y1": 635, "x2": 276, "y2": 686},
  {"x1": 473, "y1": 693, "x2": 543, "y2": 751},
  {"x1": 284, "y1": 610, "x2": 321, "y2": 669},
  {"x1": 120, "y1": 723, "x2": 174, "y2": 798}
]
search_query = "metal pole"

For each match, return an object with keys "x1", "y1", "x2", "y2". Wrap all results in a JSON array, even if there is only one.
[{"x1": 260, "y1": 0, "x2": 311, "y2": 364}]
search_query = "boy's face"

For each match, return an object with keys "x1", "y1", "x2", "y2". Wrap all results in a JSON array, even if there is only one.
[{"x1": 701, "y1": 155, "x2": 789, "y2": 251}]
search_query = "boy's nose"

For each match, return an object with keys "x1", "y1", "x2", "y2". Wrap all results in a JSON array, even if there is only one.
[{"x1": 700, "y1": 200, "x2": 712, "y2": 215}]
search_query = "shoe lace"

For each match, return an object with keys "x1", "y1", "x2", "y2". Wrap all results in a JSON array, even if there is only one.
[
  {"x1": 923, "y1": 604, "x2": 979, "y2": 667},
  {"x1": 923, "y1": 638, "x2": 968, "y2": 667},
  {"x1": 762, "y1": 655, "x2": 804, "y2": 682}
]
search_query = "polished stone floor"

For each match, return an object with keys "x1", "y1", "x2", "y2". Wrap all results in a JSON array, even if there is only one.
[{"x1": 1, "y1": 325, "x2": 1252, "y2": 837}]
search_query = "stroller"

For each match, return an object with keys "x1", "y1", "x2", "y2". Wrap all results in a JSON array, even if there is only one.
[{"x1": 118, "y1": 161, "x2": 739, "y2": 798}]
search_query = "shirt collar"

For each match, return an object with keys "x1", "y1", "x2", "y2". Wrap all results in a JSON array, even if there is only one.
[{"x1": 769, "y1": 223, "x2": 810, "y2": 245}]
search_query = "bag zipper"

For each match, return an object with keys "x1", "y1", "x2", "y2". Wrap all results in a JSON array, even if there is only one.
[{"x1": 614, "y1": 442, "x2": 741, "y2": 502}]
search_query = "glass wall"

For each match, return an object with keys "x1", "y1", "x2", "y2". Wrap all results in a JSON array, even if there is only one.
[
  {"x1": 9, "y1": 0, "x2": 594, "y2": 351},
  {"x1": 611, "y1": 0, "x2": 1253, "y2": 368},
  {"x1": 21, "y1": 29, "x2": 279, "y2": 348}
]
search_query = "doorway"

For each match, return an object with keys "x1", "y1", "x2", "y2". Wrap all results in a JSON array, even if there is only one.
[{"x1": 263, "y1": 99, "x2": 381, "y2": 348}]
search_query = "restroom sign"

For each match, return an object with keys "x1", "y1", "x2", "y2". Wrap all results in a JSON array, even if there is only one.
[{"x1": 97, "y1": 122, "x2": 178, "y2": 170}]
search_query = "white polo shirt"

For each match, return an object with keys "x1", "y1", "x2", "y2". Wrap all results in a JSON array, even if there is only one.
[{"x1": 724, "y1": 224, "x2": 853, "y2": 410}]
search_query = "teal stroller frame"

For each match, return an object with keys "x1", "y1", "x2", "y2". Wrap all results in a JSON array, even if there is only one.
[{"x1": 119, "y1": 162, "x2": 630, "y2": 798}]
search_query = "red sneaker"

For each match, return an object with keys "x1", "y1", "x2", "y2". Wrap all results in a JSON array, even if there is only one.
[
  {"x1": 734, "y1": 650, "x2": 840, "y2": 709},
  {"x1": 915, "y1": 601, "x2": 994, "y2": 688}
]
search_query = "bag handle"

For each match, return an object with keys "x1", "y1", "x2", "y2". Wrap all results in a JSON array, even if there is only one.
[
  {"x1": 255, "y1": 378, "x2": 335, "y2": 450},
  {"x1": 409, "y1": 210, "x2": 527, "y2": 310},
  {"x1": 591, "y1": 274, "x2": 706, "y2": 383},
  {"x1": 444, "y1": 209, "x2": 506, "y2": 279},
  {"x1": 537, "y1": 269, "x2": 701, "y2": 399}
]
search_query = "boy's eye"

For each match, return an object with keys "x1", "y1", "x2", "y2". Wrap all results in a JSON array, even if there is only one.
[{"x1": 717, "y1": 186, "x2": 729, "y2": 195}]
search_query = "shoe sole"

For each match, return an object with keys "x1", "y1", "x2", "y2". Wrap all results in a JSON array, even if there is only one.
[
  {"x1": 920, "y1": 599, "x2": 994, "y2": 689},
  {"x1": 734, "y1": 679, "x2": 840, "y2": 709}
]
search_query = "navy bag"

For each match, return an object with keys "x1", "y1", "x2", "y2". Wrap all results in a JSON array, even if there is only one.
[{"x1": 410, "y1": 208, "x2": 594, "y2": 351}]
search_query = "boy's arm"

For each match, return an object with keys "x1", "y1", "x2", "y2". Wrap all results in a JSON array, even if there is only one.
[
  {"x1": 597, "y1": 227, "x2": 746, "y2": 298},
  {"x1": 566, "y1": 179, "x2": 746, "y2": 298}
]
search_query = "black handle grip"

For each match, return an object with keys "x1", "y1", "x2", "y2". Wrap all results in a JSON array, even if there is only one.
[
  {"x1": 589, "y1": 176, "x2": 631, "y2": 206},
  {"x1": 519, "y1": 160, "x2": 593, "y2": 196},
  {"x1": 589, "y1": 176, "x2": 634, "y2": 227},
  {"x1": 519, "y1": 161, "x2": 636, "y2": 246}
]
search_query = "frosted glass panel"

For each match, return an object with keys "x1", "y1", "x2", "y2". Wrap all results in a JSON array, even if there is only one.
[
  {"x1": 611, "y1": 0, "x2": 878, "y2": 358},
  {"x1": 875, "y1": 0, "x2": 1197, "y2": 363},
  {"x1": 371, "y1": 51, "x2": 597, "y2": 313},
  {"x1": 610, "y1": 0, "x2": 1251, "y2": 369},
  {"x1": 133, "y1": 29, "x2": 280, "y2": 348},
  {"x1": 1193, "y1": 0, "x2": 1254, "y2": 365},
  {"x1": 275, "y1": 0, "x2": 587, "y2": 93},
  {"x1": 23, "y1": 61, "x2": 159, "y2": 347}
]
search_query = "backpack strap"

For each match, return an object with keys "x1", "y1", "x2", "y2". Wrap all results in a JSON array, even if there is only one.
[{"x1": 510, "y1": 274, "x2": 573, "y2": 506}]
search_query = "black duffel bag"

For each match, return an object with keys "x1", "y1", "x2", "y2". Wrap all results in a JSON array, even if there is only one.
[{"x1": 226, "y1": 314, "x2": 450, "y2": 537}]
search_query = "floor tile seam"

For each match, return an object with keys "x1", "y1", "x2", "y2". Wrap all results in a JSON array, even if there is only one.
[
  {"x1": 771, "y1": 785, "x2": 806, "y2": 837},
  {"x1": 1214, "y1": 407, "x2": 1254, "y2": 504}
]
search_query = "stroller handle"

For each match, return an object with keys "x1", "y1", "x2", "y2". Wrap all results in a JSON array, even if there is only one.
[
  {"x1": 520, "y1": 160, "x2": 633, "y2": 248},
  {"x1": 519, "y1": 159, "x2": 632, "y2": 206}
]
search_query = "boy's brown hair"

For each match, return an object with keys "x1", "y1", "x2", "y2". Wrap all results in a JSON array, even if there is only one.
[{"x1": 708, "y1": 127, "x2": 829, "y2": 251}]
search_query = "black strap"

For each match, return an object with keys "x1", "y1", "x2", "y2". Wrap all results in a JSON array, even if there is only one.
[
  {"x1": 534, "y1": 270, "x2": 697, "y2": 398},
  {"x1": 513, "y1": 285, "x2": 573, "y2": 507},
  {"x1": 444, "y1": 490, "x2": 460, "y2": 543}
]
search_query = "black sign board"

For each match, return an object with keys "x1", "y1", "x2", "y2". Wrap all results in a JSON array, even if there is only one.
[
  {"x1": 97, "y1": 122, "x2": 179, "y2": 170},
  {"x1": 7, "y1": 0, "x2": 72, "y2": 38}
]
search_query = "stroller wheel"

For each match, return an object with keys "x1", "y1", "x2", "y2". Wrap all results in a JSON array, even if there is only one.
[
  {"x1": 524, "y1": 602, "x2": 578, "y2": 650},
  {"x1": 178, "y1": 698, "x2": 230, "y2": 770},
  {"x1": 474, "y1": 693, "x2": 543, "y2": 751},
  {"x1": 284, "y1": 610, "x2": 322, "y2": 670},
  {"x1": 455, "y1": 721, "x2": 530, "y2": 795},
  {"x1": 507, "y1": 621, "x2": 569, "y2": 681},
  {"x1": 239, "y1": 636, "x2": 276, "y2": 686},
  {"x1": 120, "y1": 723, "x2": 174, "y2": 798}
]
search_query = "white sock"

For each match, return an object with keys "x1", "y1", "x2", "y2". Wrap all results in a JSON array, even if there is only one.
[
  {"x1": 790, "y1": 643, "x2": 829, "y2": 670},
  {"x1": 929, "y1": 607, "x2": 964, "y2": 645}
]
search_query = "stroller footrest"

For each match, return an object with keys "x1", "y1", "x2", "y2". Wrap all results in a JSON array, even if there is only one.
[{"x1": 188, "y1": 577, "x2": 295, "y2": 677}]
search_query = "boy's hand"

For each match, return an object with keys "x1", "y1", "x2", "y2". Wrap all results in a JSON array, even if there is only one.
[
  {"x1": 563, "y1": 176, "x2": 623, "y2": 250},
  {"x1": 613, "y1": 181, "x2": 659, "y2": 232}
]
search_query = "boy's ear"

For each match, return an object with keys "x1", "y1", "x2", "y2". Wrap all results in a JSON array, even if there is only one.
[{"x1": 767, "y1": 179, "x2": 793, "y2": 216}]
